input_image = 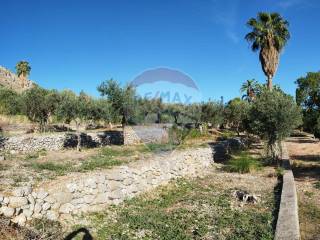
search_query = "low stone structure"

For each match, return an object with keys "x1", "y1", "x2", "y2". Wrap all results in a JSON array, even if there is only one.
[
  {"x1": 274, "y1": 143, "x2": 300, "y2": 240},
  {"x1": 123, "y1": 125, "x2": 170, "y2": 145},
  {"x1": 0, "y1": 125, "x2": 169, "y2": 153},
  {"x1": 0, "y1": 147, "x2": 214, "y2": 226},
  {"x1": 0, "y1": 131, "x2": 123, "y2": 153}
]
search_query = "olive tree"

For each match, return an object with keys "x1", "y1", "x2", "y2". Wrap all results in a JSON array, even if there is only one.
[
  {"x1": 246, "y1": 88, "x2": 302, "y2": 159},
  {"x1": 22, "y1": 87, "x2": 60, "y2": 132},
  {"x1": 225, "y1": 98, "x2": 250, "y2": 135}
]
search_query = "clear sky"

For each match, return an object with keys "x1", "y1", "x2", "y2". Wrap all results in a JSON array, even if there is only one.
[{"x1": 0, "y1": 0, "x2": 319, "y2": 101}]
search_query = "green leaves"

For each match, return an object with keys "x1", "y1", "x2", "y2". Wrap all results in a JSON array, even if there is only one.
[
  {"x1": 15, "y1": 61, "x2": 31, "y2": 78},
  {"x1": 246, "y1": 88, "x2": 302, "y2": 154}
]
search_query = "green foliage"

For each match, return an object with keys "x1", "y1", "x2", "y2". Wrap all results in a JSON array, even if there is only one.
[
  {"x1": 295, "y1": 71, "x2": 320, "y2": 137},
  {"x1": 246, "y1": 88, "x2": 302, "y2": 158},
  {"x1": 227, "y1": 152, "x2": 261, "y2": 173},
  {"x1": 29, "y1": 162, "x2": 73, "y2": 176},
  {"x1": 84, "y1": 178, "x2": 274, "y2": 239},
  {"x1": 200, "y1": 100, "x2": 224, "y2": 127},
  {"x1": 0, "y1": 87, "x2": 22, "y2": 115},
  {"x1": 15, "y1": 61, "x2": 31, "y2": 77},
  {"x1": 98, "y1": 79, "x2": 136, "y2": 125},
  {"x1": 224, "y1": 98, "x2": 250, "y2": 134},
  {"x1": 21, "y1": 87, "x2": 60, "y2": 131},
  {"x1": 275, "y1": 167, "x2": 284, "y2": 177},
  {"x1": 241, "y1": 79, "x2": 259, "y2": 102},
  {"x1": 245, "y1": 12, "x2": 290, "y2": 52}
]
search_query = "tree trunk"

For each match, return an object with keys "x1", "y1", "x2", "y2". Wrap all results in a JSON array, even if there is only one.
[
  {"x1": 76, "y1": 122, "x2": 81, "y2": 151},
  {"x1": 267, "y1": 76, "x2": 273, "y2": 90}
]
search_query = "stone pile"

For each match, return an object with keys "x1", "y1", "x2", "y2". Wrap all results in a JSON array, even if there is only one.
[{"x1": 0, "y1": 147, "x2": 214, "y2": 226}]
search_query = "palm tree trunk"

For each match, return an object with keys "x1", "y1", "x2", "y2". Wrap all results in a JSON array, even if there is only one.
[{"x1": 267, "y1": 76, "x2": 273, "y2": 90}]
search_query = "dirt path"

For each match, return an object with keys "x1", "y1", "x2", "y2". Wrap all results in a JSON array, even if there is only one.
[{"x1": 286, "y1": 135, "x2": 320, "y2": 240}]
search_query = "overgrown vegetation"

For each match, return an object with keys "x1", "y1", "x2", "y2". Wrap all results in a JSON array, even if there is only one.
[
  {"x1": 78, "y1": 178, "x2": 275, "y2": 240},
  {"x1": 227, "y1": 152, "x2": 261, "y2": 173}
]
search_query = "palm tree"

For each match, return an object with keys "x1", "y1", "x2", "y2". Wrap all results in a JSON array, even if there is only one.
[
  {"x1": 241, "y1": 79, "x2": 259, "y2": 102},
  {"x1": 16, "y1": 61, "x2": 31, "y2": 78},
  {"x1": 15, "y1": 61, "x2": 31, "y2": 88},
  {"x1": 245, "y1": 12, "x2": 290, "y2": 90}
]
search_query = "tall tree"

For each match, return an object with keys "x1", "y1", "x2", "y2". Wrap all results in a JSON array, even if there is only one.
[
  {"x1": 98, "y1": 79, "x2": 137, "y2": 125},
  {"x1": 15, "y1": 61, "x2": 31, "y2": 88},
  {"x1": 241, "y1": 79, "x2": 259, "y2": 102},
  {"x1": 245, "y1": 12, "x2": 290, "y2": 90},
  {"x1": 295, "y1": 71, "x2": 320, "y2": 136}
]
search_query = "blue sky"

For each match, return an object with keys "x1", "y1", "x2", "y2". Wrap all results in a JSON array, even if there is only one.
[{"x1": 0, "y1": 0, "x2": 319, "y2": 101}]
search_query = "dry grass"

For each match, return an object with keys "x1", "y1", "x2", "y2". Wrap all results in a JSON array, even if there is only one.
[{"x1": 286, "y1": 136, "x2": 320, "y2": 240}]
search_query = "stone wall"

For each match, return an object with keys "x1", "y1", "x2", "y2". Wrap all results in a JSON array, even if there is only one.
[
  {"x1": 0, "y1": 147, "x2": 214, "y2": 226},
  {"x1": 0, "y1": 131, "x2": 123, "y2": 153},
  {"x1": 0, "y1": 124, "x2": 169, "y2": 153},
  {"x1": 123, "y1": 125, "x2": 170, "y2": 145}
]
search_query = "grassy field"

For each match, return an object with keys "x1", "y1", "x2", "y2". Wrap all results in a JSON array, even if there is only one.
[{"x1": 63, "y1": 166, "x2": 278, "y2": 240}]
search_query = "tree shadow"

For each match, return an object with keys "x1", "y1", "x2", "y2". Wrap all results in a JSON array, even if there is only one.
[
  {"x1": 64, "y1": 228, "x2": 93, "y2": 240},
  {"x1": 291, "y1": 154, "x2": 320, "y2": 162},
  {"x1": 272, "y1": 176, "x2": 283, "y2": 233},
  {"x1": 292, "y1": 164, "x2": 320, "y2": 181},
  {"x1": 286, "y1": 138, "x2": 318, "y2": 144}
]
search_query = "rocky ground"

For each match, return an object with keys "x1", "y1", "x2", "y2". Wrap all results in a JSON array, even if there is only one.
[{"x1": 286, "y1": 134, "x2": 320, "y2": 240}]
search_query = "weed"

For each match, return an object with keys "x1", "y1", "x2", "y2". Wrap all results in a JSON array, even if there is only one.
[
  {"x1": 29, "y1": 162, "x2": 73, "y2": 175},
  {"x1": 227, "y1": 152, "x2": 261, "y2": 173},
  {"x1": 275, "y1": 167, "x2": 284, "y2": 177},
  {"x1": 80, "y1": 178, "x2": 274, "y2": 240}
]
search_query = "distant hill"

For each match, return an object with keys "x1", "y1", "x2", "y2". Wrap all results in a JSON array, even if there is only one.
[{"x1": 0, "y1": 65, "x2": 34, "y2": 92}]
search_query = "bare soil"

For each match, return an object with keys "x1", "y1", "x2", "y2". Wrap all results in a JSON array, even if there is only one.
[{"x1": 286, "y1": 135, "x2": 320, "y2": 240}]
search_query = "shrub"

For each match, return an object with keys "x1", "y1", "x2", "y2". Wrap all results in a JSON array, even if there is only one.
[
  {"x1": 227, "y1": 153, "x2": 261, "y2": 173},
  {"x1": 246, "y1": 88, "x2": 302, "y2": 159}
]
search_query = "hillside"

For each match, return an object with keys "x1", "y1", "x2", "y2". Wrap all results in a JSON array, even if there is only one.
[{"x1": 0, "y1": 66, "x2": 33, "y2": 92}]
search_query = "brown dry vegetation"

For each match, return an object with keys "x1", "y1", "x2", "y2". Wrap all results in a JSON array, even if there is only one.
[{"x1": 286, "y1": 134, "x2": 320, "y2": 240}]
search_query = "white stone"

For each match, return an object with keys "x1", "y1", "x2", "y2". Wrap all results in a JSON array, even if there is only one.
[
  {"x1": 83, "y1": 195, "x2": 95, "y2": 204},
  {"x1": 47, "y1": 210, "x2": 59, "y2": 221},
  {"x1": 1, "y1": 206, "x2": 15, "y2": 217},
  {"x1": 8, "y1": 197, "x2": 28, "y2": 208},
  {"x1": 84, "y1": 178, "x2": 97, "y2": 189},
  {"x1": 36, "y1": 190, "x2": 48, "y2": 199},
  {"x1": 66, "y1": 183, "x2": 77, "y2": 193},
  {"x1": 42, "y1": 202, "x2": 51, "y2": 211},
  {"x1": 23, "y1": 209, "x2": 33, "y2": 218},
  {"x1": 12, "y1": 214, "x2": 26, "y2": 226},
  {"x1": 59, "y1": 203, "x2": 74, "y2": 214}
]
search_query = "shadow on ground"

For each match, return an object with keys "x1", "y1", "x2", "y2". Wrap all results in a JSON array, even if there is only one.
[{"x1": 64, "y1": 228, "x2": 93, "y2": 240}]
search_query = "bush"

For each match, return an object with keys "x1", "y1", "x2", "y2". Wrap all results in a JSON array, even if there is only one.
[
  {"x1": 246, "y1": 88, "x2": 302, "y2": 159},
  {"x1": 227, "y1": 152, "x2": 261, "y2": 173}
]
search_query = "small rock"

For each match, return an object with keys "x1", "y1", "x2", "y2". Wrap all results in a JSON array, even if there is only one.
[
  {"x1": 66, "y1": 183, "x2": 77, "y2": 193},
  {"x1": 42, "y1": 202, "x2": 51, "y2": 211},
  {"x1": 8, "y1": 197, "x2": 28, "y2": 208},
  {"x1": 46, "y1": 210, "x2": 59, "y2": 221},
  {"x1": 1, "y1": 206, "x2": 15, "y2": 217},
  {"x1": 36, "y1": 190, "x2": 48, "y2": 200},
  {"x1": 23, "y1": 209, "x2": 33, "y2": 218},
  {"x1": 83, "y1": 195, "x2": 95, "y2": 204},
  {"x1": 59, "y1": 203, "x2": 74, "y2": 214},
  {"x1": 12, "y1": 214, "x2": 27, "y2": 226}
]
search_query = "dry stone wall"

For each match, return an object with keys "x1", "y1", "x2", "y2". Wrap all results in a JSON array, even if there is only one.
[
  {"x1": 0, "y1": 131, "x2": 123, "y2": 153},
  {"x1": 0, "y1": 147, "x2": 214, "y2": 226},
  {"x1": 0, "y1": 125, "x2": 169, "y2": 153}
]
